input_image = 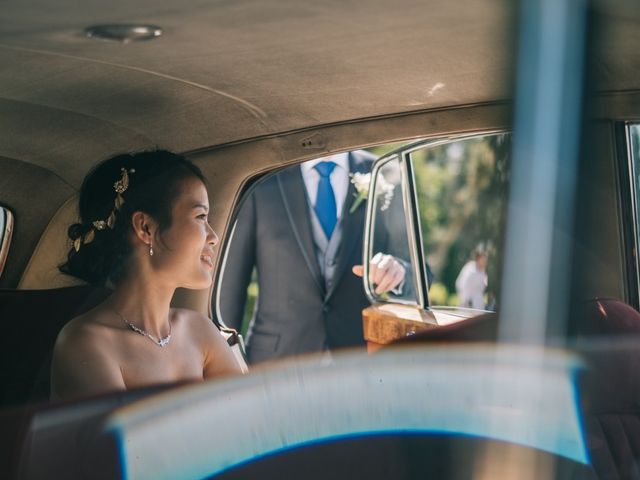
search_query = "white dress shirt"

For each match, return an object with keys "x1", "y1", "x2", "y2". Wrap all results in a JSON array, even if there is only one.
[{"x1": 300, "y1": 153, "x2": 350, "y2": 219}]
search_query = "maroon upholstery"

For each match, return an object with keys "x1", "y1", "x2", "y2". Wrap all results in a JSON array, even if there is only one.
[
  {"x1": 387, "y1": 300, "x2": 640, "y2": 478},
  {"x1": 577, "y1": 298, "x2": 640, "y2": 337},
  {"x1": 0, "y1": 383, "x2": 179, "y2": 479},
  {"x1": 390, "y1": 312, "x2": 499, "y2": 346},
  {"x1": 577, "y1": 299, "x2": 640, "y2": 480},
  {"x1": 0, "y1": 286, "x2": 111, "y2": 407}
]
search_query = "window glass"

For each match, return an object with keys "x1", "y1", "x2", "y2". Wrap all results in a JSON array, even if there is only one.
[
  {"x1": 631, "y1": 124, "x2": 640, "y2": 229},
  {"x1": 410, "y1": 133, "x2": 511, "y2": 311},
  {"x1": 631, "y1": 125, "x2": 640, "y2": 165},
  {"x1": 0, "y1": 206, "x2": 14, "y2": 279},
  {"x1": 630, "y1": 124, "x2": 640, "y2": 294},
  {"x1": 368, "y1": 155, "x2": 417, "y2": 304}
]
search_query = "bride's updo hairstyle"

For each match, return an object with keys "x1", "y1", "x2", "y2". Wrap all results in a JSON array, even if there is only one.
[{"x1": 60, "y1": 150, "x2": 205, "y2": 286}]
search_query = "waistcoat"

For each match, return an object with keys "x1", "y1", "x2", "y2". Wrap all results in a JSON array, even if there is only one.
[{"x1": 309, "y1": 207, "x2": 343, "y2": 294}]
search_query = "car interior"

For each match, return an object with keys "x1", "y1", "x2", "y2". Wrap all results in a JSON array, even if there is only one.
[{"x1": 1, "y1": 0, "x2": 640, "y2": 478}]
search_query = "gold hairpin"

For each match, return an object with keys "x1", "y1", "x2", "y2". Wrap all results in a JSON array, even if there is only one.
[{"x1": 74, "y1": 167, "x2": 135, "y2": 252}]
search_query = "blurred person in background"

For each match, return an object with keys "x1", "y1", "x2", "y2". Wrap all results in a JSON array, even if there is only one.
[{"x1": 455, "y1": 247, "x2": 488, "y2": 310}]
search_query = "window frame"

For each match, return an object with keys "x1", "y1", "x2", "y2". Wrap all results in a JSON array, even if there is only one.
[
  {"x1": 363, "y1": 152, "x2": 426, "y2": 308},
  {"x1": 0, "y1": 206, "x2": 14, "y2": 279},
  {"x1": 618, "y1": 121, "x2": 640, "y2": 309},
  {"x1": 364, "y1": 130, "x2": 510, "y2": 311}
]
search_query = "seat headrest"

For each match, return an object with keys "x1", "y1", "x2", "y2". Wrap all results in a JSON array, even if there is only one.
[{"x1": 578, "y1": 298, "x2": 640, "y2": 337}]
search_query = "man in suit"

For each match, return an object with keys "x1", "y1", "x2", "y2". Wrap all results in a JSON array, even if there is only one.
[{"x1": 218, "y1": 150, "x2": 405, "y2": 364}]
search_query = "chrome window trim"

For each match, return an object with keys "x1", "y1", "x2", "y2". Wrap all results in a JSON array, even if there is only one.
[
  {"x1": 0, "y1": 207, "x2": 14, "y2": 279},
  {"x1": 363, "y1": 153, "x2": 423, "y2": 308},
  {"x1": 402, "y1": 150, "x2": 427, "y2": 308},
  {"x1": 620, "y1": 121, "x2": 640, "y2": 309}
]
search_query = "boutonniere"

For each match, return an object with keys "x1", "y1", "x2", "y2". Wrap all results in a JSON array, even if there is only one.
[{"x1": 348, "y1": 172, "x2": 395, "y2": 213}]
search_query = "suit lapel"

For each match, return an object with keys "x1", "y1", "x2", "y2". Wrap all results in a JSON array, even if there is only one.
[
  {"x1": 277, "y1": 168, "x2": 325, "y2": 293},
  {"x1": 325, "y1": 153, "x2": 371, "y2": 301}
]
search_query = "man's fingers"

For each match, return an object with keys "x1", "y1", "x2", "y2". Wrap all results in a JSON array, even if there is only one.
[
  {"x1": 368, "y1": 252, "x2": 384, "y2": 283},
  {"x1": 369, "y1": 259, "x2": 378, "y2": 283},
  {"x1": 374, "y1": 267, "x2": 397, "y2": 294},
  {"x1": 374, "y1": 260, "x2": 405, "y2": 294},
  {"x1": 372, "y1": 255, "x2": 393, "y2": 285},
  {"x1": 391, "y1": 266, "x2": 406, "y2": 290},
  {"x1": 366, "y1": 253, "x2": 407, "y2": 294},
  {"x1": 352, "y1": 265, "x2": 364, "y2": 277}
]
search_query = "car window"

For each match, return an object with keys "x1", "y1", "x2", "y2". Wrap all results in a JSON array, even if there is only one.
[
  {"x1": 365, "y1": 134, "x2": 511, "y2": 312},
  {"x1": 628, "y1": 124, "x2": 640, "y2": 298},
  {"x1": 217, "y1": 142, "x2": 412, "y2": 362},
  {"x1": 367, "y1": 154, "x2": 419, "y2": 305},
  {"x1": 411, "y1": 133, "x2": 511, "y2": 311},
  {"x1": 0, "y1": 206, "x2": 14, "y2": 279}
]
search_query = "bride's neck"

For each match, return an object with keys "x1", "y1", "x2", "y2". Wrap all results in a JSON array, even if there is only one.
[{"x1": 107, "y1": 272, "x2": 175, "y2": 334}]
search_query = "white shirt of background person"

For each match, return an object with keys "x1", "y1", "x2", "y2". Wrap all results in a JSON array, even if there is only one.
[{"x1": 455, "y1": 258, "x2": 488, "y2": 309}]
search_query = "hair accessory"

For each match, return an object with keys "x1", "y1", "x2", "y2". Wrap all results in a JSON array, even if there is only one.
[
  {"x1": 73, "y1": 167, "x2": 135, "y2": 252},
  {"x1": 92, "y1": 220, "x2": 107, "y2": 230}
]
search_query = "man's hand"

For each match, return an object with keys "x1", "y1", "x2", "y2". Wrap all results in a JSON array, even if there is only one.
[{"x1": 352, "y1": 252, "x2": 406, "y2": 295}]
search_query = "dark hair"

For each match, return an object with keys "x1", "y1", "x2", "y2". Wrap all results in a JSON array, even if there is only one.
[{"x1": 59, "y1": 150, "x2": 206, "y2": 286}]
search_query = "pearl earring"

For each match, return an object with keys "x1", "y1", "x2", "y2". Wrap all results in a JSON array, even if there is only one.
[{"x1": 149, "y1": 241, "x2": 154, "y2": 256}]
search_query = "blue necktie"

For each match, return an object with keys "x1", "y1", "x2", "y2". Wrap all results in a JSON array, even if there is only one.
[{"x1": 314, "y1": 161, "x2": 337, "y2": 239}]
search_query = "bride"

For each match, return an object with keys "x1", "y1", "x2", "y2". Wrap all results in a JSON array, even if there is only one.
[{"x1": 51, "y1": 150, "x2": 244, "y2": 400}]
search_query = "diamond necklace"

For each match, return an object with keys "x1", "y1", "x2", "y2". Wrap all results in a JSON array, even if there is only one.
[{"x1": 115, "y1": 310, "x2": 172, "y2": 347}]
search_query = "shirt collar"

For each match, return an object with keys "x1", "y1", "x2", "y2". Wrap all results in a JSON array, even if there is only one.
[{"x1": 301, "y1": 152, "x2": 350, "y2": 175}]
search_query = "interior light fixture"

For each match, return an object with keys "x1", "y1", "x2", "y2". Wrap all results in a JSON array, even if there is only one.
[{"x1": 84, "y1": 24, "x2": 162, "y2": 43}]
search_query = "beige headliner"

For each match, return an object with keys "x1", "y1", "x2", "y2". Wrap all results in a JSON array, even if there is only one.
[
  {"x1": 2, "y1": 0, "x2": 638, "y2": 181},
  {"x1": 2, "y1": 0, "x2": 518, "y2": 183},
  {"x1": 1, "y1": 0, "x2": 519, "y2": 291}
]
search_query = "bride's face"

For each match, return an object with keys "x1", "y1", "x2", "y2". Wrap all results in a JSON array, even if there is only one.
[{"x1": 153, "y1": 177, "x2": 218, "y2": 289}]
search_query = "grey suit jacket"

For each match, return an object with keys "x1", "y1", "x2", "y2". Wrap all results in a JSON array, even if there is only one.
[{"x1": 219, "y1": 151, "x2": 375, "y2": 363}]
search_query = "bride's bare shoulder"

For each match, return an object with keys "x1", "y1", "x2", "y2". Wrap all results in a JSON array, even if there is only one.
[
  {"x1": 171, "y1": 308, "x2": 228, "y2": 341},
  {"x1": 54, "y1": 308, "x2": 119, "y2": 354},
  {"x1": 51, "y1": 308, "x2": 125, "y2": 399},
  {"x1": 171, "y1": 308, "x2": 244, "y2": 376}
]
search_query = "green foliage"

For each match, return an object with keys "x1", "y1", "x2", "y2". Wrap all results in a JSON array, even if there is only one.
[
  {"x1": 368, "y1": 143, "x2": 408, "y2": 158},
  {"x1": 427, "y1": 282, "x2": 449, "y2": 306},
  {"x1": 240, "y1": 270, "x2": 258, "y2": 337},
  {"x1": 414, "y1": 134, "x2": 511, "y2": 307},
  {"x1": 447, "y1": 292, "x2": 459, "y2": 307}
]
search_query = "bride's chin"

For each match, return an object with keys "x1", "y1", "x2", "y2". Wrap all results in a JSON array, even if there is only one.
[{"x1": 183, "y1": 275, "x2": 213, "y2": 290}]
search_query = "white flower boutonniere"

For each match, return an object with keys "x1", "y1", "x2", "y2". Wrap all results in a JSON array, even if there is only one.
[
  {"x1": 349, "y1": 172, "x2": 370, "y2": 213},
  {"x1": 349, "y1": 172, "x2": 395, "y2": 214}
]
